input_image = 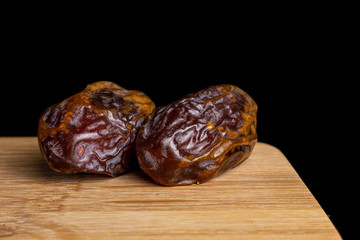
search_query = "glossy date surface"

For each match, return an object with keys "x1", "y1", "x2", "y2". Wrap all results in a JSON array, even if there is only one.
[
  {"x1": 136, "y1": 84, "x2": 257, "y2": 186},
  {"x1": 38, "y1": 81, "x2": 155, "y2": 176}
]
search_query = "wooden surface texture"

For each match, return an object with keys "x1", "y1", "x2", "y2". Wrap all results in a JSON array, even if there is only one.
[{"x1": 0, "y1": 137, "x2": 341, "y2": 239}]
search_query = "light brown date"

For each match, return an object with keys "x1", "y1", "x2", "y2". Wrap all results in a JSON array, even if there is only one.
[{"x1": 38, "y1": 81, "x2": 155, "y2": 176}]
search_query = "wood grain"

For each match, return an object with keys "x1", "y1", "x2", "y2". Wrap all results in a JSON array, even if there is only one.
[{"x1": 0, "y1": 137, "x2": 341, "y2": 239}]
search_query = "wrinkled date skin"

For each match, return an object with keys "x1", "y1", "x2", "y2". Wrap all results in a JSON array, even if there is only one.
[
  {"x1": 136, "y1": 84, "x2": 257, "y2": 186},
  {"x1": 38, "y1": 81, "x2": 155, "y2": 177}
]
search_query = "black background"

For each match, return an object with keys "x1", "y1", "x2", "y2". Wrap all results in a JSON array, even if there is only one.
[{"x1": 1, "y1": 14, "x2": 353, "y2": 238}]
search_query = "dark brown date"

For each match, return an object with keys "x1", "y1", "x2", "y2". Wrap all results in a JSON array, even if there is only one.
[
  {"x1": 136, "y1": 84, "x2": 257, "y2": 186},
  {"x1": 38, "y1": 81, "x2": 155, "y2": 177}
]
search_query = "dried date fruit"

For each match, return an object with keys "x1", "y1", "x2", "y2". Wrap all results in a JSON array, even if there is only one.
[
  {"x1": 38, "y1": 81, "x2": 155, "y2": 177},
  {"x1": 136, "y1": 84, "x2": 257, "y2": 186}
]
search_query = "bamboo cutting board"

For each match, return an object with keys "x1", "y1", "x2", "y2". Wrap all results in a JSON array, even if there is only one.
[{"x1": 0, "y1": 137, "x2": 341, "y2": 239}]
